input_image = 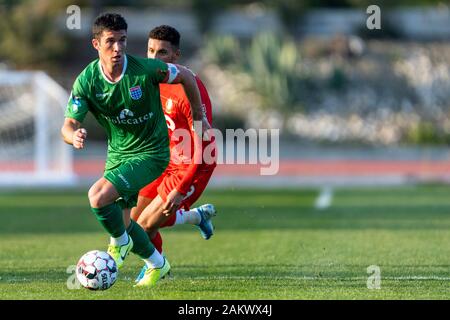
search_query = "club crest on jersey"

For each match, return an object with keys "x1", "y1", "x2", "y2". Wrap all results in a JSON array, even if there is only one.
[
  {"x1": 129, "y1": 85, "x2": 142, "y2": 100},
  {"x1": 165, "y1": 98, "x2": 173, "y2": 114}
]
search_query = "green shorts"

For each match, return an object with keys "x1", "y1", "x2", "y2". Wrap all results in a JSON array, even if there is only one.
[{"x1": 104, "y1": 154, "x2": 169, "y2": 208}]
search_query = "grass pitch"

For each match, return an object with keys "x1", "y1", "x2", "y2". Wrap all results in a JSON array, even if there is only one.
[{"x1": 0, "y1": 186, "x2": 449, "y2": 299}]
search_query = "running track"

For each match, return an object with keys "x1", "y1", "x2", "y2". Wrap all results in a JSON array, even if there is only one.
[{"x1": 2, "y1": 160, "x2": 450, "y2": 186}]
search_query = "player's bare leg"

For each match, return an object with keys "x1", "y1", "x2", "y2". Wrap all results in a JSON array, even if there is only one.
[
  {"x1": 133, "y1": 193, "x2": 217, "y2": 244},
  {"x1": 134, "y1": 193, "x2": 217, "y2": 253},
  {"x1": 135, "y1": 195, "x2": 168, "y2": 235},
  {"x1": 131, "y1": 195, "x2": 153, "y2": 222},
  {"x1": 159, "y1": 203, "x2": 217, "y2": 240}
]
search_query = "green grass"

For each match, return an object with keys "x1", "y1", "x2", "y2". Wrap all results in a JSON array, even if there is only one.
[{"x1": 0, "y1": 186, "x2": 449, "y2": 299}]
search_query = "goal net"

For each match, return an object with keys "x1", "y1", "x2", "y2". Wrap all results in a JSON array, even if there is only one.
[{"x1": 0, "y1": 70, "x2": 76, "y2": 187}]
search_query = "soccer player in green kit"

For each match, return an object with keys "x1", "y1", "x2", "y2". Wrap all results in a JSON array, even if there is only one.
[{"x1": 61, "y1": 13, "x2": 207, "y2": 287}]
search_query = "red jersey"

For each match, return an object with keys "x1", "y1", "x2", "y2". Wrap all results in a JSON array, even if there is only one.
[{"x1": 159, "y1": 75, "x2": 216, "y2": 195}]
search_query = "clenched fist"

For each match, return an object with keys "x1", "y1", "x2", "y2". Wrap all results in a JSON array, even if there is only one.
[{"x1": 72, "y1": 128, "x2": 87, "y2": 149}]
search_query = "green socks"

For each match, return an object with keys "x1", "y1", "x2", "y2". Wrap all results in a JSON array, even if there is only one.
[
  {"x1": 126, "y1": 219, "x2": 155, "y2": 259},
  {"x1": 91, "y1": 203, "x2": 155, "y2": 259},
  {"x1": 91, "y1": 203, "x2": 125, "y2": 238}
]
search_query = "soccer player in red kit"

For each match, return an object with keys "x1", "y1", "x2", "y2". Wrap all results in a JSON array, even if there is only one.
[{"x1": 131, "y1": 25, "x2": 217, "y2": 281}]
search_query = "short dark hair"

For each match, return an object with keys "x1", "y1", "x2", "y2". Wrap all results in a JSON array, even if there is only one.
[
  {"x1": 148, "y1": 25, "x2": 180, "y2": 48},
  {"x1": 92, "y1": 13, "x2": 128, "y2": 39}
]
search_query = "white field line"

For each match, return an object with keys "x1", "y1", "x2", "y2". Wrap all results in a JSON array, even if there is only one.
[
  {"x1": 315, "y1": 187, "x2": 334, "y2": 210},
  {"x1": 187, "y1": 275, "x2": 450, "y2": 281},
  {"x1": 3, "y1": 275, "x2": 450, "y2": 283}
]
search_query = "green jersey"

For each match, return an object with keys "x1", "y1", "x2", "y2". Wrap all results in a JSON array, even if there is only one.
[{"x1": 65, "y1": 54, "x2": 172, "y2": 168}]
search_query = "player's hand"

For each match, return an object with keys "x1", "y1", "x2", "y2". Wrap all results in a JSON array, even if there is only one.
[
  {"x1": 72, "y1": 128, "x2": 87, "y2": 149},
  {"x1": 162, "y1": 189, "x2": 184, "y2": 216},
  {"x1": 193, "y1": 116, "x2": 212, "y2": 140}
]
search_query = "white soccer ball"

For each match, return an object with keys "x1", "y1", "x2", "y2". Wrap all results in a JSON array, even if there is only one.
[{"x1": 76, "y1": 250, "x2": 118, "y2": 290}]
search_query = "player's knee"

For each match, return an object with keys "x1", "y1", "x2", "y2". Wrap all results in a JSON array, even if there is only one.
[
  {"x1": 138, "y1": 218, "x2": 151, "y2": 233},
  {"x1": 88, "y1": 185, "x2": 111, "y2": 208},
  {"x1": 130, "y1": 207, "x2": 140, "y2": 222},
  {"x1": 137, "y1": 216, "x2": 156, "y2": 234}
]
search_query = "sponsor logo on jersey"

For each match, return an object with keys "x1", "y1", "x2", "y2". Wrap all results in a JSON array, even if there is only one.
[
  {"x1": 129, "y1": 85, "x2": 142, "y2": 100},
  {"x1": 119, "y1": 109, "x2": 134, "y2": 119},
  {"x1": 96, "y1": 92, "x2": 111, "y2": 99},
  {"x1": 102, "y1": 109, "x2": 153, "y2": 125}
]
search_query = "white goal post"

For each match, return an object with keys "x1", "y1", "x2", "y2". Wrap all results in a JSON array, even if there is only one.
[{"x1": 0, "y1": 70, "x2": 76, "y2": 187}]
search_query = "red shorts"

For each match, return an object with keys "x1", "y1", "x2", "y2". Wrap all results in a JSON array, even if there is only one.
[{"x1": 139, "y1": 168, "x2": 215, "y2": 210}]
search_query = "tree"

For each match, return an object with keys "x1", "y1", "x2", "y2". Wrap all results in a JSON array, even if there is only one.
[{"x1": 0, "y1": 0, "x2": 71, "y2": 69}]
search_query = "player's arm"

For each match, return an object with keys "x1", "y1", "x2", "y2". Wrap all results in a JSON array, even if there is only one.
[
  {"x1": 61, "y1": 84, "x2": 90, "y2": 149},
  {"x1": 158, "y1": 65, "x2": 206, "y2": 215},
  {"x1": 162, "y1": 135, "x2": 201, "y2": 215},
  {"x1": 163, "y1": 99, "x2": 209, "y2": 215},
  {"x1": 167, "y1": 65, "x2": 203, "y2": 121},
  {"x1": 177, "y1": 77, "x2": 216, "y2": 194},
  {"x1": 162, "y1": 64, "x2": 211, "y2": 134},
  {"x1": 61, "y1": 118, "x2": 87, "y2": 149},
  {"x1": 148, "y1": 59, "x2": 206, "y2": 128},
  {"x1": 160, "y1": 101, "x2": 202, "y2": 216}
]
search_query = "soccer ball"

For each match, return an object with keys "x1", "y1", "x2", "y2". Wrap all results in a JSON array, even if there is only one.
[{"x1": 76, "y1": 250, "x2": 118, "y2": 290}]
